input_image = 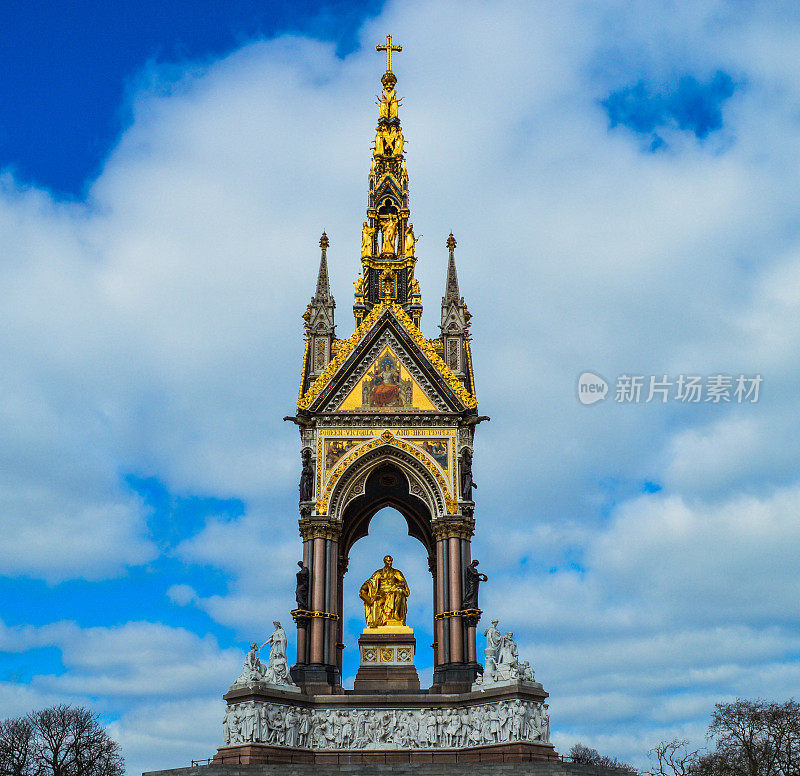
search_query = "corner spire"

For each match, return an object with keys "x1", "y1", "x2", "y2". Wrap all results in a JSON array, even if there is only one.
[
  {"x1": 444, "y1": 233, "x2": 460, "y2": 303},
  {"x1": 315, "y1": 232, "x2": 331, "y2": 300}
]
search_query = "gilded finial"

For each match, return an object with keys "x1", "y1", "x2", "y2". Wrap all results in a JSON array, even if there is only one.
[
  {"x1": 320, "y1": 232, "x2": 329, "y2": 249},
  {"x1": 447, "y1": 233, "x2": 457, "y2": 251},
  {"x1": 376, "y1": 34, "x2": 402, "y2": 74}
]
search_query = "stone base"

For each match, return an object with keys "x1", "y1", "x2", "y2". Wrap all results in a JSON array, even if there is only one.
[
  {"x1": 212, "y1": 740, "x2": 556, "y2": 765},
  {"x1": 432, "y1": 661, "x2": 482, "y2": 693},
  {"x1": 353, "y1": 630, "x2": 420, "y2": 693},
  {"x1": 148, "y1": 761, "x2": 639, "y2": 776},
  {"x1": 218, "y1": 682, "x2": 553, "y2": 765},
  {"x1": 289, "y1": 663, "x2": 341, "y2": 695}
]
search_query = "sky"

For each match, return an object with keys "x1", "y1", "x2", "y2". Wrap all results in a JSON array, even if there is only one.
[{"x1": 1, "y1": 0, "x2": 800, "y2": 773}]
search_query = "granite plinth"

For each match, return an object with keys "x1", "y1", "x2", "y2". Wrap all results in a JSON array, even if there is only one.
[
  {"x1": 354, "y1": 630, "x2": 420, "y2": 693},
  {"x1": 212, "y1": 740, "x2": 555, "y2": 765}
]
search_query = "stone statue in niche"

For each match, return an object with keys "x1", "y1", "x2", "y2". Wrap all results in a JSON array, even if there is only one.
[
  {"x1": 359, "y1": 554, "x2": 410, "y2": 628},
  {"x1": 462, "y1": 559, "x2": 488, "y2": 610},
  {"x1": 460, "y1": 447, "x2": 477, "y2": 501},
  {"x1": 295, "y1": 561, "x2": 310, "y2": 610},
  {"x1": 379, "y1": 214, "x2": 398, "y2": 254},
  {"x1": 299, "y1": 448, "x2": 314, "y2": 502}
]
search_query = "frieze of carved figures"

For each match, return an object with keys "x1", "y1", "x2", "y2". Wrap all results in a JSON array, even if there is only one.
[
  {"x1": 222, "y1": 698, "x2": 549, "y2": 749},
  {"x1": 474, "y1": 618, "x2": 535, "y2": 688}
]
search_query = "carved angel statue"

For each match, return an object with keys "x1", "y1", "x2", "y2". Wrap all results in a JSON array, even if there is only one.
[
  {"x1": 360, "y1": 221, "x2": 375, "y2": 257},
  {"x1": 377, "y1": 84, "x2": 400, "y2": 121},
  {"x1": 403, "y1": 223, "x2": 421, "y2": 257}
]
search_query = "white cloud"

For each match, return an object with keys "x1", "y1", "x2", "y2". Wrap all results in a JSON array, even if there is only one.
[{"x1": 3, "y1": 0, "x2": 800, "y2": 769}]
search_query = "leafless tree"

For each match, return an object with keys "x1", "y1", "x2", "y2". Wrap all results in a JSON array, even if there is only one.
[
  {"x1": 1, "y1": 705, "x2": 123, "y2": 776},
  {"x1": 569, "y1": 742, "x2": 638, "y2": 773},
  {"x1": 647, "y1": 738, "x2": 703, "y2": 776},
  {"x1": 0, "y1": 716, "x2": 36, "y2": 776},
  {"x1": 699, "y1": 699, "x2": 800, "y2": 776},
  {"x1": 649, "y1": 699, "x2": 800, "y2": 776}
]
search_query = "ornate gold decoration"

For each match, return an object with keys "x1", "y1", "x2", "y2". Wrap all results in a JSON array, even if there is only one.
[
  {"x1": 360, "y1": 221, "x2": 375, "y2": 258},
  {"x1": 319, "y1": 231, "x2": 329, "y2": 249},
  {"x1": 434, "y1": 608, "x2": 481, "y2": 621},
  {"x1": 317, "y1": 429, "x2": 457, "y2": 515},
  {"x1": 376, "y1": 34, "x2": 402, "y2": 74},
  {"x1": 446, "y1": 232, "x2": 457, "y2": 251},
  {"x1": 380, "y1": 648, "x2": 395, "y2": 663},
  {"x1": 290, "y1": 608, "x2": 340, "y2": 621},
  {"x1": 297, "y1": 303, "x2": 384, "y2": 409},
  {"x1": 386, "y1": 304, "x2": 477, "y2": 409},
  {"x1": 298, "y1": 302, "x2": 477, "y2": 412}
]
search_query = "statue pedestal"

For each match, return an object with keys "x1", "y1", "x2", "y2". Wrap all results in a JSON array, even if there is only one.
[{"x1": 353, "y1": 626, "x2": 420, "y2": 693}]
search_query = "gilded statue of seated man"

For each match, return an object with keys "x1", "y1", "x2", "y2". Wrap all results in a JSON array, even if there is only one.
[{"x1": 359, "y1": 554, "x2": 410, "y2": 628}]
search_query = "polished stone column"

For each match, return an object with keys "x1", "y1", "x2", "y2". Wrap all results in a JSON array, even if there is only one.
[
  {"x1": 291, "y1": 517, "x2": 342, "y2": 692},
  {"x1": 432, "y1": 516, "x2": 477, "y2": 691},
  {"x1": 310, "y1": 537, "x2": 326, "y2": 664},
  {"x1": 448, "y1": 535, "x2": 463, "y2": 662}
]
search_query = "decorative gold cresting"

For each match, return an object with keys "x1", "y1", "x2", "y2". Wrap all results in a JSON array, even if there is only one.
[{"x1": 297, "y1": 302, "x2": 477, "y2": 412}]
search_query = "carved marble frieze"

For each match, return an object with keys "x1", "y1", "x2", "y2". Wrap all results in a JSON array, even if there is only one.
[{"x1": 221, "y1": 697, "x2": 549, "y2": 751}]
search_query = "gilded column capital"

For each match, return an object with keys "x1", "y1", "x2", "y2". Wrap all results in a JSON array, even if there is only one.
[
  {"x1": 432, "y1": 516, "x2": 475, "y2": 541},
  {"x1": 298, "y1": 517, "x2": 342, "y2": 541}
]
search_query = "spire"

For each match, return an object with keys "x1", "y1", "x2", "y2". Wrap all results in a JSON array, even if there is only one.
[
  {"x1": 355, "y1": 34, "x2": 422, "y2": 328},
  {"x1": 444, "y1": 233, "x2": 460, "y2": 303},
  {"x1": 304, "y1": 233, "x2": 336, "y2": 379},
  {"x1": 440, "y1": 233, "x2": 470, "y2": 377},
  {"x1": 315, "y1": 232, "x2": 331, "y2": 300}
]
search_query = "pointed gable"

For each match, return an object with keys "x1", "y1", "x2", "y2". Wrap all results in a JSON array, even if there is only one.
[{"x1": 297, "y1": 303, "x2": 477, "y2": 413}]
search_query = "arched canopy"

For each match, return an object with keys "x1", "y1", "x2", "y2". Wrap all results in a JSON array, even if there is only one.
[
  {"x1": 340, "y1": 462, "x2": 434, "y2": 559},
  {"x1": 329, "y1": 443, "x2": 446, "y2": 560}
]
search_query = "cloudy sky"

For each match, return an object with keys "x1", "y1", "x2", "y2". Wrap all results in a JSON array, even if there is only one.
[{"x1": 2, "y1": 0, "x2": 800, "y2": 772}]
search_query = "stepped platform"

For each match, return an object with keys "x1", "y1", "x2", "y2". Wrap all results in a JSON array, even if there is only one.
[{"x1": 144, "y1": 761, "x2": 637, "y2": 776}]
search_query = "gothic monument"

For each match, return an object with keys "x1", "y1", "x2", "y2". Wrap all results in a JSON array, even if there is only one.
[{"x1": 212, "y1": 36, "x2": 555, "y2": 765}]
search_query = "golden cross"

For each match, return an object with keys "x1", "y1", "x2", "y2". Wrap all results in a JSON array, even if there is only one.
[{"x1": 376, "y1": 34, "x2": 402, "y2": 73}]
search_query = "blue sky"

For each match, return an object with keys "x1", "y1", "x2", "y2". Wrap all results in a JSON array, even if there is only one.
[{"x1": 2, "y1": 1, "x2": 800, "y2": 774}]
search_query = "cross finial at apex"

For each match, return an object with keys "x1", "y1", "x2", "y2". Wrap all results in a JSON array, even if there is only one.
[
  {"x1": 447, "y1": 233, "x2": 457, "y2": 251},
  {"x1": 376, "y1": 34, "x2": 402, "y2": 73}
]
